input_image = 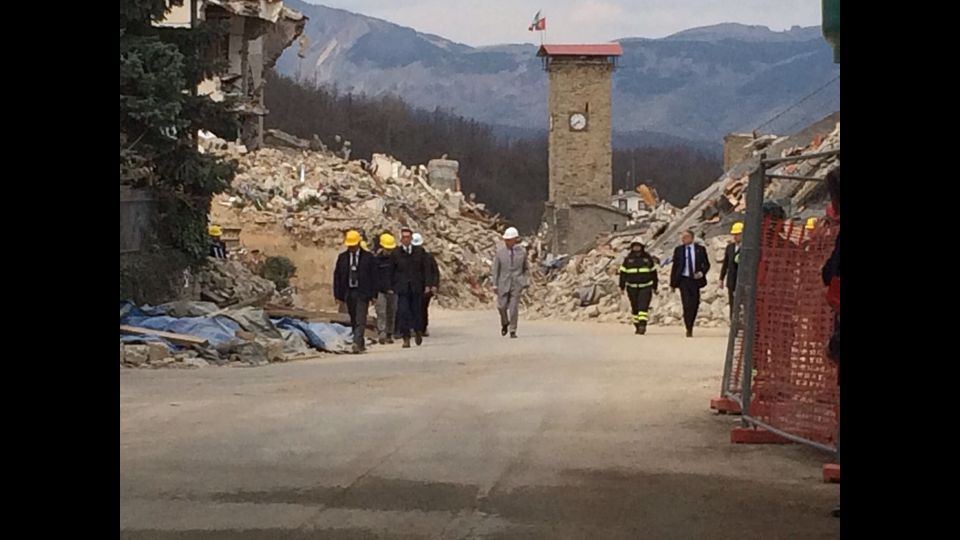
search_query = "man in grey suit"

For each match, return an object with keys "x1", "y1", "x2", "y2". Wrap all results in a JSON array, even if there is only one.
[{"x1": 492, "y1": 227, "x2": 529, "y2": 338}]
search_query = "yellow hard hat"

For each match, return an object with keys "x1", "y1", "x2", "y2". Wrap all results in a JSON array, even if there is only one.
[
  {"x1": 730, "y1": 222, "x2": 744, "y2": 235},
  {"x1": 805, "y1": 217, "x2": 817, "y2": 230},
  {"x1": 379, "y1": 233, "x2": 397, "y2": 250},
  {"x1": 208, "y1": 225, "x2": 222, "y2": 237},
  {"x1": 344, "y1": 230, "x2": 361, "y2": 247}
]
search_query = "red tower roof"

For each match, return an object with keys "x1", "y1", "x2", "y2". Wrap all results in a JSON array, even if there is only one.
[{"x1": 537, "y1": 44, "x2": 624, "y2": 57}]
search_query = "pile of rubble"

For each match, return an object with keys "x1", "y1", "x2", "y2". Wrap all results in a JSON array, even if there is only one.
[
  {"x1": 649, "y1": 114, "x2": 840, "y2": 254},
  {"x1": 195, "y1": 258, "x2": 277, "y2": 307},
  {"x1": 119, "y1": 298, "x2": 356, "y2": 369},
  {"x1": 526, "y1": 233, "x2": 732, "y2": 327},
  {"x1": 527, "y1": 114, "x2": 840, "y2": 327},
  {"x1": 209, "y1": 130, "x2": 506, "y2": 308}
]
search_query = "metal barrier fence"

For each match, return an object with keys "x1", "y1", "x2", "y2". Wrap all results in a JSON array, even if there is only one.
[{"x1": 713, "y1": 150, "x2": 839, "y2": 453}]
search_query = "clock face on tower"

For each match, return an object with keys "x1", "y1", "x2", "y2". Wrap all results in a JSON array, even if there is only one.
[{"x1": 568, "y1": 112, "x2": 587, "y2": 131}]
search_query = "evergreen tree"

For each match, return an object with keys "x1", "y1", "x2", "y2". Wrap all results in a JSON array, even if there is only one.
[{"x1": 120, "y1": 0, "x2": 237, "y2": 260}]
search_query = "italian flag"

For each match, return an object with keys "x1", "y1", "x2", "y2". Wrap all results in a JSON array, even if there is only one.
[{"x1": 528, "y1": 11, "x2": 546, "y2": 31}]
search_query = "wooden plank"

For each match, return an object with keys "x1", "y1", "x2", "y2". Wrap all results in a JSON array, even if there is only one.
[
  {"x1": 265, "y1": 306, "x2": 318, "y2": 319},
  {"x1": 264, "y1": 305, "x2": 378, "y2": 330},
  {"x1": 208, "y1": 295, "x2": 270, "y2": 318},
  {"x1": 120, "y1": 325, "x2": 209, "y2": 347}
]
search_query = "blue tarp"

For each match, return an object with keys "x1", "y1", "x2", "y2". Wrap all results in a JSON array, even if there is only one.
[
  {"x1": 120, "y1": 301, "x2": 351, "y2": 353},
  {"x1": 121, "y1": 301, "x2": 241, "y2": 348},
  {"x1": 272, "y1": 317, "x2": 353, "y2": 354}
]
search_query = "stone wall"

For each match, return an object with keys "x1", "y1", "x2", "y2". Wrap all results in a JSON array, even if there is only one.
[
  {"x1": 543, "y1": 202, "x2": 630, "y2": 255},
  {"x1": 723, "y1": 133, "x2": 755, "y2": 171},
  {"x1": 427, "y1": 159, "x2": 460, "y2": 192},
  {"x1": 547, "y1": 59, "x2": 614, "y2": 206}
]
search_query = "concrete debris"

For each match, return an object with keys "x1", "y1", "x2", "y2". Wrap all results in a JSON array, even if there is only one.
[
  {"x1": 264, "y1": 129, "x2": 312, "y2": 150},
  {"x1": 196, "y1": 259, "x2": 277, "y2": 307},
  {"x1": 183, "y1": 357, "x2": 210, "y2": 369},
  {"x1": 147, "y1": 342, "x2": 170, "y2": 363},
  {"x1": 198, "y1": 130, "x2": 247, "y2": 156},
  {"x1": 527, "y1": 115, "x2": 839, "y2": 328},
  {"x1": 209, "y1": 131, "x2": 506, "y2": 309},
  {"x1": 649, "y1": 114, "x2": 840, "y2": 254},
  {"x1": 124, "y1": 345, "x2": 149, "y2": 366},
  {"x1": 427, "y1": 159, "x2": 460, "y2": 192},
  {"x1": 525, "y1": 233, "x2": 732, "y2": 327},
  {"x1": 120, "y1": 296, "x2": 351, "y2": 369}
]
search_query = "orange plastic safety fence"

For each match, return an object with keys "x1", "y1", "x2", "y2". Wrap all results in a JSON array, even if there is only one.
[{"x1": 733, "y1": 217, "x2": 839, "y2": 446}]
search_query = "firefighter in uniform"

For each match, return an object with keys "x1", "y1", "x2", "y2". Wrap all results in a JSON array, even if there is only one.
[{"x1": 619, "y1": 240, "x2": 659, "y2": 334}]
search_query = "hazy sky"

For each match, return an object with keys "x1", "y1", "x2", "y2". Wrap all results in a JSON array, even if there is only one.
[{"x1": 306, "y1": 1, "x2": 821, "y2": 46}]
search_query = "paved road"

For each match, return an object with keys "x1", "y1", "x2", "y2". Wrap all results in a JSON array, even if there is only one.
[{"x1": 120, "y1": 311, "x2": 839, "y2": 539}]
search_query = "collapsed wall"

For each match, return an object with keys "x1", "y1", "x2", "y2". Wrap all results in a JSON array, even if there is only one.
[{"x1": 527, "y1": 115, "x2": 840, "y2": 327}]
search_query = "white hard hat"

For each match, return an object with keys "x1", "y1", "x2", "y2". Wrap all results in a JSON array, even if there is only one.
[
  {"x1": 412, "y1": 232, "x2": 424, "y2": 246},
  {"x1": 502, "y1": 227, "x2": 519, "y2": 240}
]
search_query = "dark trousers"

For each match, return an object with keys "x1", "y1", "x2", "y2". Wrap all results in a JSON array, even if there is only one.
[
  {"x1": 345, "y1": 289, "x2": 369, "y2": 348},
  {"x1": 421, "y1": 292, "x2": 433, "y2": 332},
  {"x1": 396, "y1": 291, "x2": 424, "y2": 338},
  {"x1": 678, "y1": 277, "x2": 701, "y2": 331},
  {"x1": 727, "y1": 286, "x2": 736, "y2": 319},
  {"x1": 626, "y1": 286, "x2": 653, "y2": 327}
]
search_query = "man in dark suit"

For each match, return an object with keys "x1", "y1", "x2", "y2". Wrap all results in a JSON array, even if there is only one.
[
  {"x1": 670, "y1": 229, "x2": 710, "y2": 337},
  {"x1": 333, "y1": 230, "x2": 378, "y2": 354},
  {"x1": 719, "y1": 222, "x2": 743, "y2": 318},
  {"x1": 392, "y1": 227, "x2": 431, "y2": 348},
  {"x1": 413, "y1": 232, "x2": 440, "y2": 337}
]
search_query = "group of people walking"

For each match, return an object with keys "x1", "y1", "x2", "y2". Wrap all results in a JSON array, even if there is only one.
[
  {"x1": 333, "y1": 227, "x2": 439, "y2": 353},
  {"x1": 334, "y1": 226, "x2": 533, "y2": 351},
  {"x1": 332, "y1": 209, "x2": 840, "y2": 351},
  {"x1": 335, "y1": 223, "x2": 752, "y2": 349},
  {"x1": 618, "y1": 230, "x2": 733, "y2": 338}
]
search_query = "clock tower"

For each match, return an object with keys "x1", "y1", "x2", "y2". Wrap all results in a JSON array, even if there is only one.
[{"x1": 538, "y1": 43, "x2": 625, "y2": 254}]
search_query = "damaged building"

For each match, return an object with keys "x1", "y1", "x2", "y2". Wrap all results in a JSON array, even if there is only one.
[{"x1": 156, "y1": 0, "x2": 306, "y2": 150}]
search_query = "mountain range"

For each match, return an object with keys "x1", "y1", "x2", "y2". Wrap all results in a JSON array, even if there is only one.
[{"x1": 276, "y1": 1, "x2": 840, "y2": 151}]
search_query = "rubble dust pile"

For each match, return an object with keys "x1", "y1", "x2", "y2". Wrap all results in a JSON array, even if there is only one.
[
  {"x1": 207, "y1": 131, "x2": 505, "y2": 309},
  {"x1": 526, "y1": 118, "x2": 839, "y2": 328},
  {"x1": 196, "y1": 258, "x2": 277, "y2": 306}
]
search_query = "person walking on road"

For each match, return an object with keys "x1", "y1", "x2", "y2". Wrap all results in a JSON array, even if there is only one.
[
  {"x1": 719, "y1": 222, "x2": 743, "y2": 318},
  {"x1": 414, "y1": 232, "x2": 440, "y2": 337},
  {"x1": 619, "y1": 240, "x2": 658, "y2": 335},
  {"x1": 392, "y1": 227, "x2": 430, "y2": 348},
  {"x1": 374, "y1": 232, "x2": 398, "y2": 344},
  {"x1": 492, "y1": 227, "x2": 529, "y2": 338},
  {"x1": 670, "y1": 230, "x2": 710, "y2": 337},
  {"x1": 333, "y1": 230, "x2": 377, "y2": 354}
]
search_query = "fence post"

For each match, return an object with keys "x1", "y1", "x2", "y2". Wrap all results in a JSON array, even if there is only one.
[
  {"x1": 738, "y1": 159, "x2": 765, "y2": 426},
  {"x1": 720, "y1": 278, "x2": 742, "y2": 400}
]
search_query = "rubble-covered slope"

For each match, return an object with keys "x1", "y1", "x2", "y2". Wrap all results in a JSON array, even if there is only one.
[
  {"x1": 207, "y1": 134, "x2": 505, "y2": 309},
  {"x1": 527, "y1": 115, "x2": 840, "y2": 327}
]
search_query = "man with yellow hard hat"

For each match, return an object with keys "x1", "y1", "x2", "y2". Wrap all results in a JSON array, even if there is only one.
[
  {"x1": 719, "y1": 222, "x2": 743, "y2": 319},
  {"x1": 333, "y1": 229, "x2": 377, "y2": 353},
  {"x1": 374, "y1": 232, "x2": 398, "y2": 344},
  {"x1": 208, "y1": 225, "x2": 228, "y2": 259}
]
